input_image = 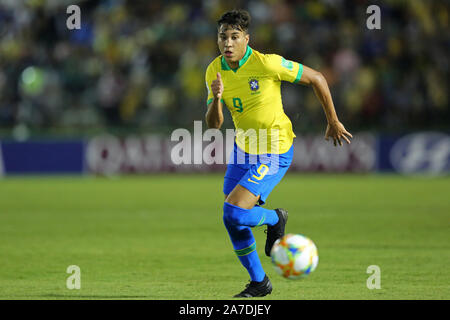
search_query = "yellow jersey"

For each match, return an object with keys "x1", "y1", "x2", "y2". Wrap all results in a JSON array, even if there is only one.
[{"x1": 205, "y1": 46, "x2": 303, "y2": 154}]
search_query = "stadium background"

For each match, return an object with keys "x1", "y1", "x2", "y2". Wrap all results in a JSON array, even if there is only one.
[
  {"x1": 0, "y1": 0, "x2": 448, "y2": 176},
  {"x1": 0, "y1": 0, "x2": 449, "y2": 300}
]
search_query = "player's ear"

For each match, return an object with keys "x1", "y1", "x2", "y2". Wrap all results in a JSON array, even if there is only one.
[{"x1": 244, "y1": 33, "x2": 249, "y2": 45}]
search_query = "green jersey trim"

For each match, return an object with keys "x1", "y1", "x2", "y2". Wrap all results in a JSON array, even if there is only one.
[
  {"x1": 221, "y1": 46, "x2": 253, "y2": 72},
  {"x1": 293, "y1": 63, "x2": 304, "y2": 84},
  {"x1": 206, "y1": 98, "x2": 225, "y2": 106}
]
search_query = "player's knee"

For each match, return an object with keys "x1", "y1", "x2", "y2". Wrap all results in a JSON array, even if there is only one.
[{"x1": 223, "y1": 202, "x2": 246, "y2": 226}]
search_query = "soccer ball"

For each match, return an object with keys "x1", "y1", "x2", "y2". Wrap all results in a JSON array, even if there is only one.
[{"x1": 270, "y1": 233, "x2": 319, "y2": 279}]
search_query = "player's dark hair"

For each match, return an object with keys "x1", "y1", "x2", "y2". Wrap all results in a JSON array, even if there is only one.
[{"x1": 217, "y1": 9, "x2": 251, "y2": 33}]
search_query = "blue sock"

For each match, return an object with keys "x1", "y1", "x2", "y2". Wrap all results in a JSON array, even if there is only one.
[
  {"x1": 223, "y1": 216, "x2": 266, "y2": 282},
  {"x1": 222, "y1": 202, "x2": 279, "y2": 282},
  {"x1": 223, "y1": 202, "x2": 279, "y2": 227},
  {"x1": 239, "y1": 250, "x2": 265, "y2": 282}
]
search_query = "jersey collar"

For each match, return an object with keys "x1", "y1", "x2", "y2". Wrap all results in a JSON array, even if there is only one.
[{"x1": 221, "y1": 46, "x2": 253, "y2": 72}]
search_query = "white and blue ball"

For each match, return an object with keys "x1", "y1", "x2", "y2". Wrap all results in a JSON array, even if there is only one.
[{"x1": 270, "y1": 233, "x2": 319, "y2": 279}]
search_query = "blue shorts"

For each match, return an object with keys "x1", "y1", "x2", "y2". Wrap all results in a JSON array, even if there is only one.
[{"x1": 223, "y1": 142, "x2": 294, "y2": 205}]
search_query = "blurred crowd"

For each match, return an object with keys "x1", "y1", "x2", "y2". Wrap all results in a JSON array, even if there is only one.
[{"x1": 0, "y1": 0, "x2": 448, "y2": 137}]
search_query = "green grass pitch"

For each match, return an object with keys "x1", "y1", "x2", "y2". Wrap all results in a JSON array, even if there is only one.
[{"x1": 0, "y1": 174, "x2": 449, "y2": 300}]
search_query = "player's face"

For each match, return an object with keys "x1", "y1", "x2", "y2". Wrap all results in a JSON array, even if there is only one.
[{"x1": 217, "y1": 24, "x2": 249, "y2": 67}]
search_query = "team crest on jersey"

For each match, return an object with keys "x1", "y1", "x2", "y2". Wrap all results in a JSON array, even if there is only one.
[{"x1": 249, "y1": 79, "x2": 259, "y2": 91}]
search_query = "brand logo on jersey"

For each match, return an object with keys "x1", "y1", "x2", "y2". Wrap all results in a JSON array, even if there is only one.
[
  {"x1": 249, "y1": 79, "x2": 259, "y2": 91},
  {"x1": 206, "y1": 81, "x2": 211, "y2": 96},
  {"x1": 281, "y1": 57, "x2": 293, "y2": 70}
]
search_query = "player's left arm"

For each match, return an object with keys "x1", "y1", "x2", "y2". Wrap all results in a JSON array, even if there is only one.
[{"x1": 298, "y1": 65, "x2": 352, "y2": 146}]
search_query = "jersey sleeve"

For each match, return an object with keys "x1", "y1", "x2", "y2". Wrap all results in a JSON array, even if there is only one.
[
  {"x1": 264, "y1": 54, "x2": 304, "y2": 84},
  {"x1": 205, "y1": 64, "x2": 215, "y2": 106}
]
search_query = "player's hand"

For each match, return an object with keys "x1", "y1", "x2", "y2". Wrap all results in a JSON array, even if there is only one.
[
  {"x1": 325, "y1": 121, "x2": 353, "y2": 146},
  {"x1": 211, "y1": 72, "x2": 224, "y2": 99}
]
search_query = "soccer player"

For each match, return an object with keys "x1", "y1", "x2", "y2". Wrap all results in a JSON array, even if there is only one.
[{"x1": 205, "y1": 10, "x2": 352, "y2": 297}]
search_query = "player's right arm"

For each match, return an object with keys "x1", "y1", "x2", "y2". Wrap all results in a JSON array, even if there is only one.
[{"x1": 205, "y1": 72, "x2": 224, "y2": 129}]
